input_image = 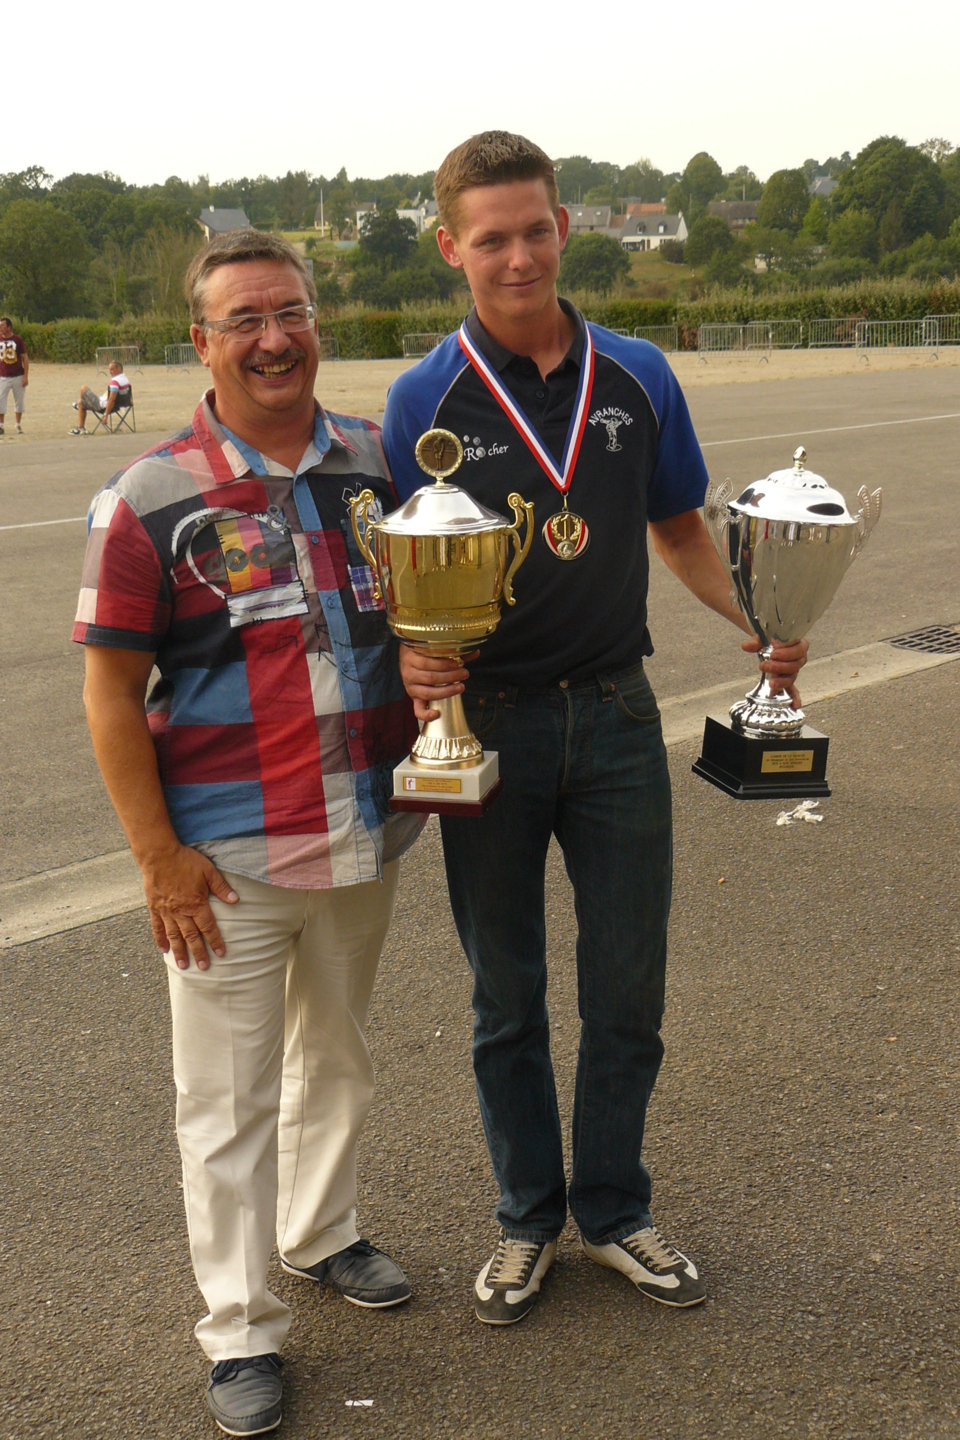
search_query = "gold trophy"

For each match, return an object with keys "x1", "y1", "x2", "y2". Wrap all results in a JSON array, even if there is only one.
[{"x1": 350, "y1": 429, "x2": 533, "y2": 814}]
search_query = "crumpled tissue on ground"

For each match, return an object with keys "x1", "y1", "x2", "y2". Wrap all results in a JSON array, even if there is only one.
[{"x1": 776, "y1": 799, "x2": 824, "y2": 827}]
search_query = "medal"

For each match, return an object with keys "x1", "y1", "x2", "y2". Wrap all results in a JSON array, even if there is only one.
[
  {"x1": 458, "y1": 319, "x2": 595, "y2": 560},
  {"x1": 542, "y1": 499, "x2": 589, "y2": 560}
]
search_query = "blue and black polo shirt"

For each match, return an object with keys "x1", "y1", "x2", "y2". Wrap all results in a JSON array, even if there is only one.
[{"x1": 381, "y1": 300, "x2": 709, "y2": 688}]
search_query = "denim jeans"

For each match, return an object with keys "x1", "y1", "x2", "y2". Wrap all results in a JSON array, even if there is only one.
[{"x1": 439, "y1": 662, "x2": 671, "y2": 1246}]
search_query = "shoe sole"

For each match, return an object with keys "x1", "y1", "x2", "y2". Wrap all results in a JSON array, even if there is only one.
[
  {"x1": 213, "y1": 1416, "x2": 281, "y2": 1437},
  {"x1": 474, "y1": 1302, "x2": 537, "y2": 1326},
  {"x1": 582, "y1": 1248, "x2": 706, "y2": 1308},
  {"x1": 280, "y1": 1258, "x2": 411, "y2": 1308}
]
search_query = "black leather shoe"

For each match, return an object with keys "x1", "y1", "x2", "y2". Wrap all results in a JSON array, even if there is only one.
[
  {"x1": 205, "y1": 1353, "x2": 283, "y2": 1436},
  {"x1": 281, "y1": 1237, "x2": 411, "y2": 1308}
]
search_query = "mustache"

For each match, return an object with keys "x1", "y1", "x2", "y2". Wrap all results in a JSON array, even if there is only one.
[{"x1": 243, "y1": 345, "x2": 306, "y2": 370}]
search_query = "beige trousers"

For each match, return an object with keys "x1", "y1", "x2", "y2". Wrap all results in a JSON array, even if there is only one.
[{"x1": 164, "y1": 862, "x2": 399, "y2": 1360}]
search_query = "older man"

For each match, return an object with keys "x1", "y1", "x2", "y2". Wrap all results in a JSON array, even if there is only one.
[
  {"x1": 68, "y1": 359, "x2": 130, "y2": 434},
  {"x1": 74, "y1": 232, "x2": 421, "y2": 1435}
]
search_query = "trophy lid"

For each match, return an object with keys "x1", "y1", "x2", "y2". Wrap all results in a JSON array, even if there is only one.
[
  {"x1": 377, "y1": 483, "x2": 513, "y2": 536},
  {"x1": 729, "y1": 446, "x2": 855, "y2": 525}
]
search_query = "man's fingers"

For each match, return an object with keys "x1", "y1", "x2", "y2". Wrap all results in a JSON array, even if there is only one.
[
  {"x1": 179, "y1": 921, "x2": 211, "y2": 971},
  {"x1": 149, "y1": 911, "x2": 169, "y2": 953},
  {"x1": 414, "y1": 698, "x2": 441, "y2": 722},
  {"x1": 203, "y1": 862, "x2": 239, "y2": 906},
  {"x1": 195, "y1": 904, "x2": 227, "y2": 959},
  {"x1": 164, "y1": 923, "x2": 191, "y2": 971}
]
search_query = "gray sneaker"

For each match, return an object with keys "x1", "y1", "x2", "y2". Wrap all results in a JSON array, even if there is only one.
[
  {"x1": 474, "y1": 1230, "x2": 557, "y2": 1325},
  {"x1": 581, "y1": 1225, "x2": 706, "y2": 1307},
  {"x1": 281, "y1": 1237, "x2": 410, "y2": 1308},
  {"x1": 205, "y1": 1353, "x2": 283, "y2": 1436}
]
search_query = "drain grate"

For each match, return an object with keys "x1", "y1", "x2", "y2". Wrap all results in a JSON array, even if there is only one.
[{"x1": 886, "y1": 623, "x2": 960, "y2": 655}]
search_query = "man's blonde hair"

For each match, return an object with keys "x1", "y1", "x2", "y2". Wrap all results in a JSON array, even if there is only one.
[
  {"x1": 184, "y1": 230, "x2": 317, "y2": 324},
  {"x1": 434, "y1": 131, "x2": 559, "y2": 234}
]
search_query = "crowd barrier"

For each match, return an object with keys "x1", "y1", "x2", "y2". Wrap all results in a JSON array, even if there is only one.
[
  {"x1": 164, "y1": 343, "x2": 203, "y2": 371},
  {"x1": 402, "y1": 333, "x2": 447, "y2": 359},
  {"x1": 95, "y1": 344, "x2": 142, "y2": 375}
]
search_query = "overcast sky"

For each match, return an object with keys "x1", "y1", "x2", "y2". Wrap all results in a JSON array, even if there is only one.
[{"x1": 24, "y1": 0, "x2": 960, "y2": 188}]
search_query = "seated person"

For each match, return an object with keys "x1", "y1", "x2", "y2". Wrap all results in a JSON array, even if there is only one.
[{"x1": 69, "y1": 362, "x2": 131, "y2": 434}]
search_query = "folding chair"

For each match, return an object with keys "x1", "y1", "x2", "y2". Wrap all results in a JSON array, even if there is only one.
[{"x1": 105, "y1": 385, "x2": 136, "y2": 434}]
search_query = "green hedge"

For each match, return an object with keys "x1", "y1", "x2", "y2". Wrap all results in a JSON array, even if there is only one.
[{"x1": 15, "y1": 279, "x2": 959, "y2": 362}]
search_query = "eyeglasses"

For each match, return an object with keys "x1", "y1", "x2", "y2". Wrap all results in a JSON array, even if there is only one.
[{"x1": 202, "y1": 304, "x2": 317, "y2": 337}]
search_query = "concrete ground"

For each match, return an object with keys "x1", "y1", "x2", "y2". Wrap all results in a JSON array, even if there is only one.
[
  {"x1": 2, "y1": 364, "x2": 959, "y2": 1437},
  {"x1": 2, "y1": 344, "x2": 958, "y2": 443}
]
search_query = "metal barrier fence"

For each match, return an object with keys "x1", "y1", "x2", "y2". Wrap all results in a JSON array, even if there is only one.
[
  {"x1": 609, "y1": 328, "x2": 630, "y2": 337},
  {"x1": 766, "y1": 320, "x2": 803, "y2": 349},
  {"x1": 164, "y1": 343, "x2": 203, "y2": 371},
  {"x1": 317, "y1": 335, "x2": 340, "y2": 361},
  {"x1": 808, "y1": 318, "x2": 859, "y2": 348},
  {"x1": 634, "y1": 325, "x2": 679, "y2": 352},
  {"x1": 697, "y1": 322, "x2": 772, "y2": 357},
  {"x1": 95, "y1": 344, "x2": 141, "y2": 374},
  {"x1": 926, "y1": 313, "x2": 960, "y2": 344},
  {"x1": 402, "y1": 333, "x2": 447, "y2": 359},
  {"x1": 854, "y1": 319, "x2": 939, "y2": 351}
]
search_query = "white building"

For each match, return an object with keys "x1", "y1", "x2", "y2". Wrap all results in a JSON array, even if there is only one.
[{"x1": 617, "y1": 213, "x2": 687, "y2": 251}]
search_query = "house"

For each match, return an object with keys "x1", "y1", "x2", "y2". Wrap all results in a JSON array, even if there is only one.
[
  {"x1": 197, "y1": 207, "x2": 251, "y2": 240},
  {"x1": 355, "y1": 203, "x2": 377, "y2": 233},
  {"x1": 624, "y1": 202, "x2": 666, "y2": 217},
  {"x1": 566, "y1": 205, "x2": 612, "y2": 234},
  {"x1": 808, "y1": 175, "x2": 838, "y2": 199},
  {"x1": 707, "y1": 200, "x2": 759, "y2": 230},
  {"x1": 617, "y1": 213, "x2": 687, "y2": 251}
]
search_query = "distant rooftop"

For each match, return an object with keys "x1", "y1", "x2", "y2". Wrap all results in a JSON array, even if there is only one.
[{"x1": 198, "y1": 207, "x2": 251, "y2": 235}]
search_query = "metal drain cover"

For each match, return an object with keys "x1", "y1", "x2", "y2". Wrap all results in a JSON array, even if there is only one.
[{"x1": 886, "y1": 624, "x2": 960, "y2": 655}]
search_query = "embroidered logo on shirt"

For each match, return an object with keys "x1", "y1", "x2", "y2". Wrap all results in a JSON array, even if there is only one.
[
  {"x1": 461, "y1": 435, "x2": 509, "y2": 462},
  {"x1": 589, "y1": 406, "x2": 633, "y2": 453}
]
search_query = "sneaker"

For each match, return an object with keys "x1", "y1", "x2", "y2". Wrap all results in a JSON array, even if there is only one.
[
  {"x1": 205, "y1": 1353, "x2": 283, "y2": 1436},
  {"x1": 581, "y1": 1225, "x2": 705, "y2": 1308},
  {"x1": 281, "y1": 1237, "x2": 410, "y2": 1308},
  {"x1": 68, "y1": 427, "x2": 87, "y2": 436},
  {"x1": 15, "y1": 424, "x2": 21, "y2": 434},
  {"x1": 473, "y1": 1230, "x2": 557, "y2": 1325}
]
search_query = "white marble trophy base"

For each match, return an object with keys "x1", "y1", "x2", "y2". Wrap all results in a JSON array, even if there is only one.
[{"x1": 390, "y1": 751, "x2": 501, "y2": 814}]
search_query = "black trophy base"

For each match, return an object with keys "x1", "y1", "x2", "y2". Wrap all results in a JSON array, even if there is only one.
[{"x1": 692, "y1": 713, "x2": 831, "y2": 800}]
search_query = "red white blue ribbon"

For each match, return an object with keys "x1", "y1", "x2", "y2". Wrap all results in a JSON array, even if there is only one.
[{"x1": 458, "y1": 321, "x2": 595, "y2": 496}]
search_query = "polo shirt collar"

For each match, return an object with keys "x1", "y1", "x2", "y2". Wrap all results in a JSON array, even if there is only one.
[
  {"x1": 464, "y1": 296, "x2": 585, "y2": 374},
  {"x1": 197, "y1": 391, "x2": 357, "y2": 484}
]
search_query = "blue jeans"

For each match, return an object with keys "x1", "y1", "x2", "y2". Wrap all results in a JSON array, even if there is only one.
[{"x1": 439, "y1": 663, "x2": 672, "y2": 1245}]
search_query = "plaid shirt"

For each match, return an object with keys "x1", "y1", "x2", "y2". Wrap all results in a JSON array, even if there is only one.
[{"x1": 73, "y1": 392, "x2": 423, "y2": 889}]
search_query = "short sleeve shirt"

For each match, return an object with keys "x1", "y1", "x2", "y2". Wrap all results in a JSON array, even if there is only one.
[
  {"x1": 381, "y1": 302, "x2": 709, "y2": 687},
  {"x1": 73, "y1": 392, "x2": 423, "y2": 890},
  {"x1": 0, "y1": 334, "x2": 26, "y2": 377}
]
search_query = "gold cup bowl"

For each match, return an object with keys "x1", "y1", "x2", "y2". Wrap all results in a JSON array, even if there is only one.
[{"x1": 350, "y1": 430, "x2": 533, "y2": 774}]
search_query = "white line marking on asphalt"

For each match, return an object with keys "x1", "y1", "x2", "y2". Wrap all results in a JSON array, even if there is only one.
[
  {"x1": 2, "y1": 641, "x2": 958, "y2": 949},
  {"x1": 0, "y1": 516, "x2": 86, "y2": 531},
  {"x1": 700, "y1": 412, "x2": 960, "y2": 448}
]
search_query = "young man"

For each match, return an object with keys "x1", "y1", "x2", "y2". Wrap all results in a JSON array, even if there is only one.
[
  {"x1": 0, "y1": 315, "x2": 28, "y2": 434},
  {"x1": 75, "y1": 232, "x2": 421, "y2": 1435},
  {"x1": 382, "y1": 132, "x2": 807, "y2": 1326},
  {"x1": 68, "y1": 359, "x2": 130, "y2": 434}
]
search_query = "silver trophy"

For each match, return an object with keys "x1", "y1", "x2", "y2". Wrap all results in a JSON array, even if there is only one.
[{"x1": 693, "y1": 445, "x2": 881, "y2": 798}]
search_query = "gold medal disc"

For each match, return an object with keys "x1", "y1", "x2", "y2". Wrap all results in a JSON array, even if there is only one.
[
  {"x1": 415, "y1": 429, "x2": 464, "y2": 482},
  {"x1": 543, "y1": 508, "x2": 590, "y2": 561}
]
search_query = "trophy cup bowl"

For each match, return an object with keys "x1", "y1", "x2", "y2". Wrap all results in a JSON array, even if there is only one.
[
  {"x1": 350, "y1": 428, "x2": 533, "y2": 814},
  {"x1": 692, "y1": 445, "x2": 881, "y2": 798}
]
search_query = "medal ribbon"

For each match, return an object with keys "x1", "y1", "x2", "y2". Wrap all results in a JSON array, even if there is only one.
[{"x1": 458, "y1": 321, "x2": 594, "y2": 496}]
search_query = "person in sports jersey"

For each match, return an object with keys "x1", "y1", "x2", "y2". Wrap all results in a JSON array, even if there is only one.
[
  {"x1": 381, "y1": 132, "x2": 808, "y2": 1326},
  {"x1": 0, "y1": 316, "x2": 29, "y2": 435}
]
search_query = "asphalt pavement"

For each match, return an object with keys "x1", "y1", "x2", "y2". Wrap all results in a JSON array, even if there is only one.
[{"x1": 2, "y1": 366, "x2": 959, "y2": 1438}]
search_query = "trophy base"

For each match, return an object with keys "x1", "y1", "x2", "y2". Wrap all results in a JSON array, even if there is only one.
[
  {"x1": 692, "y1": 714, "x2": 831, "y2": 800},
  {"x1": 390, "y1": 751, "x2": 502, "y2": 816}
]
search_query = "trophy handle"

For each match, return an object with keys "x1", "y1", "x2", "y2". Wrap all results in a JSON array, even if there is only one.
[
  {"x1": 503, "y1": 493, "x2": 534, "y2": 606},
  {"x1": 853, "y1": 485, "x2": 883, "y2": 555},
  {"x1": 349, "y1": 489, "x2": 382, "y2": 602},
  {"x1": 703, "y1": 477, "x2": 738, "y2": 608}
]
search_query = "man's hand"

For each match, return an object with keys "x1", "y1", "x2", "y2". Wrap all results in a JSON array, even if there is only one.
[
  {"x1": 743, "y1": 636, "x2": 809, "y2": 707},
  {"x1": 21, "y1": 374, "x2": 28, "y2": 387},
  {"x1": 142, "y1": 844, "x2": 239, "y2": 971},
  {"x1": 399, "y1": 644, "x2": 475, "y2": 722}
]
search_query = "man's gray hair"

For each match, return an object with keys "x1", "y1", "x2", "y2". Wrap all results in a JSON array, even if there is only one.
[{"x1": 184, "y1": 231, "x2": 317, "y2": 324}]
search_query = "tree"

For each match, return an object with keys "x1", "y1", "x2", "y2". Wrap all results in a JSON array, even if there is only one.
[
  {"x1": 618, "y1": 158, "x2": 665, "y2": 204},
  {"x1": 554, "y1": 156, "x2": 608, "y2": 205},
  {"x1": 558, "y1": 233, "x2": 629, "y2": 295},
  {"x1": 827, "y1": 208, "x2": 877, "y2": 261},
  {"x1": 669, "y1": 153, "x2": 724, "y2": 223},
  {"x1": 684, "y1": 215, "x2": 734, "y2": 267},
  {"x1": 0, "y1": 199, "x2": 89, "y2": 320},
  {"x1": 920, "y1": 139, "x2": 955, "y2": 165},
  {"x1": 355, "y1": 208, "x2": 418, "y2": 272},
  {"x1": 658, "y1": 238, "x2": 685, "y2": 264},
  {"x1": 832, "y1": 137, "x2": 945, "y2": 246},
  {"x1": 723, "y1": 165, "x2": 763, "y2": 201},
  {"x1": 800, "y1": 198, "x2": 829, "y2": 245},
  {"x1": 756, "y1": 169, "x2": 809, "y2": 234}
]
